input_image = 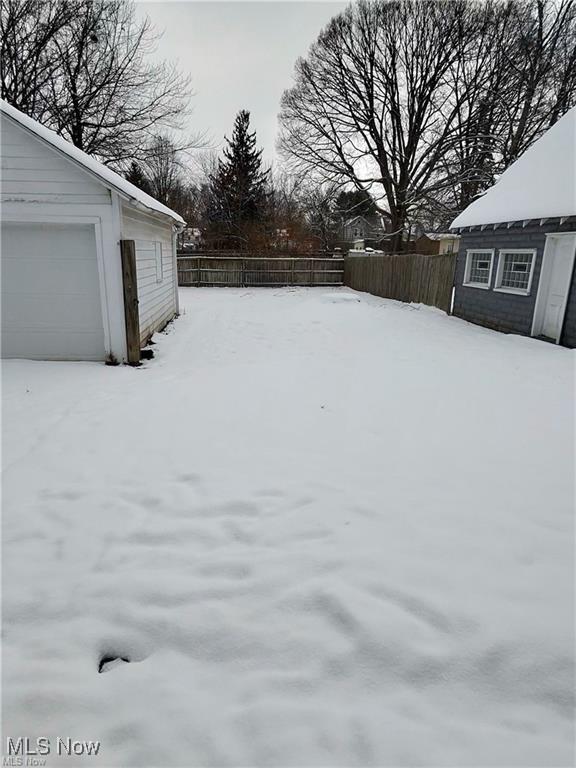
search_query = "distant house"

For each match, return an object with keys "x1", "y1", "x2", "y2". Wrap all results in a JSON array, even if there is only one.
[
  {"x1": 450, "y1": 107, "x2": 576, "y2": 348},
  {"x1": 340, "y1": 215, "x2": 386, "y2": 244},
  {"x1": 1, "y1": 100, "x2": 185, "y2": 363},
  {"x1": 413, "y1": 232, "x2": 460, "y2": 255},
  {"x1": 179, "y1": 226, "x2": 202, "y2": 251}
]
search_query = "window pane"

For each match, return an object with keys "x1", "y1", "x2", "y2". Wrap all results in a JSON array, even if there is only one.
[
  {"x1": 500, "y1": 252, "x2": 533, "y2": 291},
  {"x1": 468, "y1": 252, "x2": 491, "y2": 284}
]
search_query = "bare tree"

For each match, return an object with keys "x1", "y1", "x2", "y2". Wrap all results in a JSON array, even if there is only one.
[
  {"x1": 1, "y1": 0, "x2": 193, "y2": 167},
  {"x1": 279, "y1": 0, "x2": 576, "y2": 248},
  {"x1": 428, "y1": 0, "x2": 576, "y2": 222},
  {"x1": 0, "y1": 0, "x2": 72, "y2": 120},
  {"x1": 268, "y1": 171, "x2": 306, "y2": 236},
  {"x1": 498, "y1": 0, "x2": 576, "y2": 163},
  {"x1": 300, "y1": 182, "x2": 341, "y2": 251},
  {"x1": 138, "y1": 135, "x2": 184, "y2": 203},
  {"x1": 279, "y1": 1, "x2": 481, "y2": 250},
  {"x1": 125, "y1": 134, "x2": 199, "y2": 221}
]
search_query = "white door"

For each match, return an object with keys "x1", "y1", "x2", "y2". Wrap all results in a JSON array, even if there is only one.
[
  {"x1": 1, "y1": 222, "x2": 105, "y2": 360},
  {"x1": 533, "y1": 234, "x2": 576, "y2": 342}
]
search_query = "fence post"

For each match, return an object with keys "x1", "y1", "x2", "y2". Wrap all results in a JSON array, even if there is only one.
[{"x1": 120, "y1": 239, "x2": 141, "y2": 365}]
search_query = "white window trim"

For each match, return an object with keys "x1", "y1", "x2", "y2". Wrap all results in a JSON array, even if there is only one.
[
  {"x1": 463, "y1": 249, "x2": 495, "y2": 289},
  {"x1": 494, "y1": 248, "x2": 536, "y2": 296}
]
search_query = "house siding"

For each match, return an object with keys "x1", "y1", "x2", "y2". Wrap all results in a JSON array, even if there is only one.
[
  {"x1": 1, "y1": 113, "x2": 111, "y2": 205},
  {"x1": 341, "y1": 216, "x2": 385, "y2": 242},
  {"x1": 453, "y1": 221, "x2": 576, "y2": 347},
  {"x1": 120, "y1": 205, "x2": 177, "y2": 345}
]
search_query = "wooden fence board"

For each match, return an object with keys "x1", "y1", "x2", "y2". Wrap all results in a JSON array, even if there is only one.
[
  {"x1": 344, "y1": 252, "x2": 457, "y2": 313},
  {"x1": 178, "y1": 253, "x2": 344, "y2": 288}
]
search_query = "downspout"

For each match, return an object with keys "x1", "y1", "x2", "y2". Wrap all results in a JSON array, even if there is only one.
[{"x1": 173, "y1": 221, "x2": 185, "y2": 316}]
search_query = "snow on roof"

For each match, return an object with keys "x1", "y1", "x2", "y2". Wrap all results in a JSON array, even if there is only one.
[
  {"x1": 344, "y1": 215, "x2": 371, "y2": 225},
  {"x1": 451, "y1": 107, "x2": 576, "y2": 229},
  {"x1": 423, "y1": 232, "x2": 460, "y2": 241},
  {"x1": 0, "y1": 100, "x2": 185, "y2": 225},
  {"x1": 344, "y1": 215, "x2": 386, "y2": 229}
]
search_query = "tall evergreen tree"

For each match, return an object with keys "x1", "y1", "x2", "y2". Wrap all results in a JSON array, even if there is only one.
[
  {"x1": 125, "y1": 160, "x2": 151, "y2": 195},
  {"x1": 207, "y1": 110, "x2": 269, "y2": 245}
]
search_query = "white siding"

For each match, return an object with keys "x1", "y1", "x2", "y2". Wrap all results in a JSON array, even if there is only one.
[
  {"x1": 1, "y1": 113, "x2": 111, "y2": 205},
  {"x1": 120, "y1": 205, "x2": 177, "y2": 345}
]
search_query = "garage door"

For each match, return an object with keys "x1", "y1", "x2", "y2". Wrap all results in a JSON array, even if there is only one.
[{"x1": 1, "y1": 222, "x2": 106, "y2": 360}]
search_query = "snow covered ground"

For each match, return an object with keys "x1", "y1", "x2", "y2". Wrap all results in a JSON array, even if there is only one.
[{"x1": 3, "y1": 287, "x2": 574, "y2": 767}]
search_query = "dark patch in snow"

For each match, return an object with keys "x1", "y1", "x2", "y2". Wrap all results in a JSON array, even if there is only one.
[{"x1": 98, "y1": 654, "x2": 131, "y2": 673}]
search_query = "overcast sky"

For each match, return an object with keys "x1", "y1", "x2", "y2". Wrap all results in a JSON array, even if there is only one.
[{"x1": 135, "y1": 1, "x2": 346, "y2": 166}]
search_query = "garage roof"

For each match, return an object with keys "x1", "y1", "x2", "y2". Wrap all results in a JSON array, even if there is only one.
[
  {"x1": 451, "y1": 106, "x2": 576, "y2": 229},
  {"x1": 0, "y1": 100, "x2": 185, "y2": 225}
]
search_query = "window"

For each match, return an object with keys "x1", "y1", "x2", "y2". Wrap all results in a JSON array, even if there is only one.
[
  {"x1": 463, "y1": 249, "x2": 494, "y2": 289},
  {"x1": 155, "y1": 242, "x2": 163, "y2": 283},
  {"x1": 495, "y1": 249, "x2": 536, "y2": 295}
]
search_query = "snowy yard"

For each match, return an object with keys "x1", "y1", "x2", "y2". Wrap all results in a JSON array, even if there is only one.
[{"x1": 3, "y1": 287, "x2": 574, "y2": 767}]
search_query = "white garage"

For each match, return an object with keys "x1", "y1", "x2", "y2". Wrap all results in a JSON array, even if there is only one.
[{"x1": 1, "y1": 100, "x2": 185, "y2": 364}]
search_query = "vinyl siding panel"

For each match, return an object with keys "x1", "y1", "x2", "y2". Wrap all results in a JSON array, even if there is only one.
[
  {"x1": 453, "y1": 220, "x2": 576, "y2": 347},
  {"x1": 120, "y1": 205, "x2": 177, "y2": 345},
  {"x1": 0, "y1": 113, "x2": 111, "y2": 205}
]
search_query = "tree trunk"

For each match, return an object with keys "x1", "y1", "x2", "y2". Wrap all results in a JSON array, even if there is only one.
[{"x1": 389, "y1": 209, "x2": 407, "y2": 253}]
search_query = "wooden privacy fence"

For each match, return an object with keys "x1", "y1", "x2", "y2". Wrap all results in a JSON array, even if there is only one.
[
  {"x1": 344, "y1": 252, "x2": 457, "y2": 313},
  {"x1": 178, "y1": 253, "x2": 344, "y2": 287}
]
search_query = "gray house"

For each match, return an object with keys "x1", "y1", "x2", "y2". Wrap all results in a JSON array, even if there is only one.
[
  {"x1": 340, "y1": 215, "x2": 386, "y2": 243},
  {"x1": 450, "y1": 107, "x2": 576, "y2": 348}
]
